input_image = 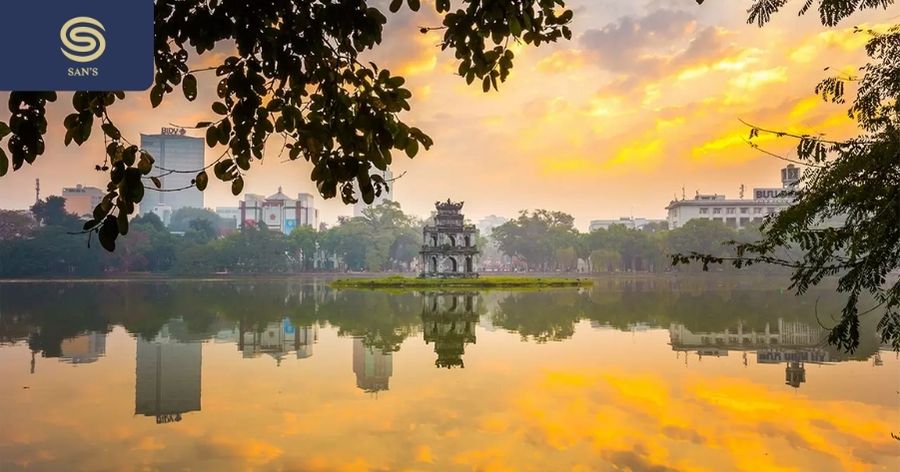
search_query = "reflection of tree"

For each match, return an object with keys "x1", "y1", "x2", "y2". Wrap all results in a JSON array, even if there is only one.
[
  {"x1": 317, "y1": 290, "x2": 421, "y2": 353},
  {"x1": 422, "y1": 292, "x2": 479, "y2": 368},
  {"x1": 492, "y1": 291, "x2": 582, "y2": 343}
]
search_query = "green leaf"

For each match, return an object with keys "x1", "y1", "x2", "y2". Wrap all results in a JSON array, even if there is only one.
[
  {"x1": 212, "y1": 102, "x2": 228, "y2": 115},
  {"x1": 117, "y1": 211, "x2": 129, "y2": 236},
  {"x1": 206, "y1": 126, "x2": 218, "y2": 147},
  {"x1": 0, "y1": 121, "x2": 10, "y2": 139},
  {"x1": 150, "y1": 176, "x2": 162, "y2": 189},
  {"x1": 98, "y1": 216, "x2": 118, "y2": 252},
  {"x1": 182, "y1": 74, "x2": 198, "y2": 101},
  {"x1": 405, "y1": 139, "x2": 419, "y2": 158},
  {"x1": 389, "y1": 0, "x2": 402, "y2": 13},
  {"x1": 0, "y1": 149, "x2": 7, "y2": 177},
  {"x1": 195, "y1": 171, "x2": 209, "y2": 191},
  {"x1": 150, "y1": 85, "x2": 164, "y2": 108},
  {"x1": 231, "y1": 176, "x2": 244, "y2": 195},
  {"x1": 407, "y1": 0, "x2": 420, "y2": 12}
]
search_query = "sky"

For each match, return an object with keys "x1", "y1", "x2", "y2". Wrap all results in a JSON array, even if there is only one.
[{"x1": 1, "y1": 0, "x2": 897, "y2": 230}]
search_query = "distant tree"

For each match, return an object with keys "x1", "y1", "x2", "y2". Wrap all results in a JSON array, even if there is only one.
[
  {"x1": 130, "y1": 212, "x2": 166, "y2": 233},
  {"x1": 31, "y1": 196, "x2": 80, "y2": 228},
  {"x1": 493, "y1": 210, "x2": 578, "y2": 271},
  {"x1": 168, "y1": 207, "x2": 223, "y2": 233},
  {"x1": 590, "y1": 249, "x2": 621, "y2": 273},
  {"x1": 0, "y1": 210, "x2": 36, "y2": 240},
  {"x1": 288, "y1": 225, "x2": 319, "y2": 270},
  {"x1": 184, "y1": 219, "x2": 217, "y2": 245}
]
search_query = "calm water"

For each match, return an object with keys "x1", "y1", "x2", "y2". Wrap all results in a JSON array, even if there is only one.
[{"x1": 0, "y1": 279, "x2": 897, "y2": 471}]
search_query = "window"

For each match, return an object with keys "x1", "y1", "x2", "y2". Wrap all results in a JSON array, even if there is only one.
[
  {"x1": 699, "y1": 208, "x2": 709, "y2": 215},
  {"x1": 740, "y1": 207, "x2": 749, "y2": 214},
  {"x1": 726, "y1": 207, "x2": 736, "y2": 215},
  {"x1": 753, "y1": 207, "x2": 763, "y2": 214},
  {"x1": 713, "y1": 208, "x2": 722, "y2": 215}
]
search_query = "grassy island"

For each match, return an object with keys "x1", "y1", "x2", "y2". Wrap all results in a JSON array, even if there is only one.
[{"x1": 330, "y1": 275, "x2": 594, "y2": 289}]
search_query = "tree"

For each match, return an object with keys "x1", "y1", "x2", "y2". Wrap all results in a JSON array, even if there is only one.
[
  {"x1": 679, "y1": 1, "x2": 900, "y2": 351},
  {"x1": 31, "y1": 196, "x2": 80, "y2": 228},
  {"x1": 0, "y1": 0, "x2": 573, "y2": 251},
  {"x1": 493, "y1": 210, "x2": 578, "y2": 270},
  {"x1": 0, "y1": 210, "x2": 36, "y2": 240},
  {"x1": 184, "y1": 218, "x2": 217, "y2": 245},
  {"x1": 168, "y1": 207, "x2": 223, "y2": 233}
]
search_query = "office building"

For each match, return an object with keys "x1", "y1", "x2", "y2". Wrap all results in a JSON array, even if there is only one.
[
  {"x1": 139, "y1": 127, "x2": 205, "y2": 224},
  {"x1": 61, "y1": 185, "x2": 104, "y2": 217},
  {"x1": 59, "y1": 332, "x2": 106, "y2": 364},
  {"x1": 239, "y1": 188, "x2": 318, "y2": 234},
  {"x1": 665, "y1": 165, "x2": 799, "y2": 230},
  {"x1": 135, "y1": 323, "x2": 202, "y2": 424}
]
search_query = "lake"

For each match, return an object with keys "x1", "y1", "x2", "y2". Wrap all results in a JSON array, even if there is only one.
[{"x1": 0, "y1": 278, "x2": 897, "y2": 470}]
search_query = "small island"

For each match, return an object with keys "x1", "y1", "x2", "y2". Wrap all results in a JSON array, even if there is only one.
[{"x1": 330, "y1": 275, "x2": 594, "y2": 289}]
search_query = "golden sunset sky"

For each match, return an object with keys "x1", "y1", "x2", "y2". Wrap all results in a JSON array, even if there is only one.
[{"x1": 1, "y1": 0, "x2": 897, "y2": 229}]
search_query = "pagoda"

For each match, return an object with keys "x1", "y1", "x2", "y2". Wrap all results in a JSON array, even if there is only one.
[{"x1": 420, "y1": 199, "x2": 479, "y2": 278}]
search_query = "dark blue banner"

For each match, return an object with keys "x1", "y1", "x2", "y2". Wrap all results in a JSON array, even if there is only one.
[{"x1": 0, "y1": 1, "x2": 153, "y2": 91}]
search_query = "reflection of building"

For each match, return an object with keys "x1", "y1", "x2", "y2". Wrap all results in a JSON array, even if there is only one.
[
  {"x1": 62, "y1": 185, "x2": 104, "y2": 218},
  {"x1": 785, "y1": 361, "x2": 806, "y2": 388},
  {"x1": 240, "y1": 188, "x2": 318, "y2": 234},
  {"x1": 237, "y1": 318, "x2": 316, "y2": 364},
  {"x1": 669, "y1": 318, "x2": 828, "y2": 388},
  {"x1": 135, "y1": 324, "x2": 202, "y2": 424},
  {"x1": 353, "y1": 168, "x2": 394, "y2": 217},
  {"x1": 422, "y1": 293, "x2": 478, "y2": 368},
  {"x1": 59, "y1": 332, "x2": 106, "y2": 364},
  {"x1": 666, "y1": 165, "x2": 799, "y2": 229},
  {"x1": 139, "y1": 128, "x2": 205, "y2": 224},
  {"x1": 352, "y1": 337, "x2": 392, "y2": 393},
  {"x1": 420, "y1": 200, "x2": 479, "y2": 278}
]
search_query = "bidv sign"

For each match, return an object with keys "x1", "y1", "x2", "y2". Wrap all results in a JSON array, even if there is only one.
[{"x1": 0, "y1": 1, "x2": 153, "y2": 90}]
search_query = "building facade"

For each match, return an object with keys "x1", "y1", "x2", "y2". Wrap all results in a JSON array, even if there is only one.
[
  {"x1": 420, "y1": 200, "x2": 479, "y2": 278},
  {"x1": 62, "y1": 185, "x2": 104, "y2": 217},
  {"x1": 353, "y1": 168, "x2": 394, "y2": 217},
  {"x1": 139, "y1": 128, "x2": 205, "y2": 224},
  {"x1": 665, "y1": 165, "x2": 800, "y2": 230},
  {"x1": 239, "y1": 188, "x2": 318, "y2": 234}
]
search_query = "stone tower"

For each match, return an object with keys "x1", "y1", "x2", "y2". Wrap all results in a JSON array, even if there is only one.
[{"x1": 420, "y1": 199, "x2": 479, "y2": 278}]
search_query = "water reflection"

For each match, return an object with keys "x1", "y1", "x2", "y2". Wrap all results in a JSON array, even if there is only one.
[
  {"x1": 0, "y1": 280, "x2": 895, "y2": 470},
  {"x1": 135, "y1": 321, "x2": 202, "y2": 424}
]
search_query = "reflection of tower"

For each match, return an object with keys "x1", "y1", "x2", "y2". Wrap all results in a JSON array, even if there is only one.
[
  {"x1": 785, "y1": 361, "x2": 806, "y2": 388},
  {"x1": 135, "y1": 325, "x2": 202, "y2": 424},
  {"x1": 59, "y1": 332, "x2": 106, "y2": 364},
  {"x1": 422, "y1": 293, "x2": 478, "y2": 369},
  {"x1": 352, "y1": 337, "x2": 392, "y2": 393},
  {"x1": 237, "y1": 318, "x2": 316, "y2": 365}
]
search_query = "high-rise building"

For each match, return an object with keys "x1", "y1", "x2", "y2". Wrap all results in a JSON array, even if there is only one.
[
  {"x1": 239, "y1": 188, "x2": 318, "y2": 234},
  {"x1": 352, "y1": 337, "x2": 393, "y2": 393},
  {"x1": 353, "y1": 168, "x2": 394, "y2": 217},
  {"x1": 135, "y1": 323, "x2": 202, "y2": 424},
  {"x1": 139, "y1": 128, "x2": 205, "y2": 224},
  {"x1": 61, "y1": 185, "x2": 104, "y2": 217}
]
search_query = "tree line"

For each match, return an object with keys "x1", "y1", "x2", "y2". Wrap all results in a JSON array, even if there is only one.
[{"x1": 2, "y1": 195, "x2": 786, "y2": 277}]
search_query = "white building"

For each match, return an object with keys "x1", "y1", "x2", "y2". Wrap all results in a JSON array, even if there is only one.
[
  {"x1": 139, "y1": 128, "x2": 205, "y2": 223},
  {"x1": 353, "y1": 168, "x2": 394, "y2": 217},
  {"x1": 61, "y1": 185, "x2": 104, "y2": 217},
  {"x1": 239, "y1": 188, "x2": 318, "y2": 234},
  {"x1": 589, "y1": 217, "x2": 666, "y2": 232},
  {"x1": 666, "y1": 165, "x2": 799, "y2": 230}
]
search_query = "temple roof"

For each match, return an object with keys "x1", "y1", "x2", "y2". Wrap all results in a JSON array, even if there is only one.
[{"x1": 267, "y1": 186, "x2": 292, "y2": 201}]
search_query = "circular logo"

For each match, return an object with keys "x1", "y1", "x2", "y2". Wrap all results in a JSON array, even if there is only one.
[{"x1": 60, "y1": 17, "x2": 106, "y2": 63}]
